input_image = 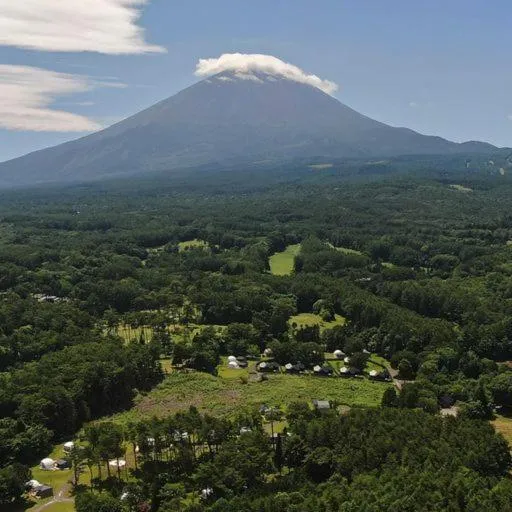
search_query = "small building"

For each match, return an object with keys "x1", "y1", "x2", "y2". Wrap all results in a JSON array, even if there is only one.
[
  {"x1": 55, "y1": 459, "x2": 70, "y2": 470},
  {"x1": 34, "y1": 485, "x2": 53, "y2": 499},
  {"x1": 109, "y1": 459, "x2": 126, "y2": 469},
  {"x1": 258, "y1": 361, "x2": 280, "y2": 373},
  {"x1": 314, "y1": 365, "x2": 333, "y2": 377},
  {"x1": 312, "y1": 400, "x2": 331, "y2": 412}
]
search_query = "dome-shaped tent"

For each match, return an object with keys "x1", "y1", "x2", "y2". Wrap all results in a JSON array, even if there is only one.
[
  {"x1": 63, "y1": 441, "x2": 74, "y2": 452},
  {"x1": 40, "y1": 458, "x2": 55, "y2": 470},
  {"x1": 333, "y1": 349, "x2": 344, "y2": 359},
  {"x1": 228, "y1": 361, "x2": 239, "y2": 369},
  {"x1": 227, "y1": 355, "x2": 237, "y2": 363}
]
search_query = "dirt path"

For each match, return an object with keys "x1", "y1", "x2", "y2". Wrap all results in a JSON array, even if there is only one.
[{"x1": 32, "y1": 484, "x2": 74, "y2": 512}]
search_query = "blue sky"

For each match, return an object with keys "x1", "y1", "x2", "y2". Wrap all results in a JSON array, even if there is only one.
[{"x1": 0, "y1": 0, "x2": 511, "y2": 162}]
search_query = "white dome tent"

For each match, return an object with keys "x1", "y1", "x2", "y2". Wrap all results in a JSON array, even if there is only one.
[
  {"x1": 228, "y1": 361, "x2": 239, "y2": 369},
  {"x1": 63, "y1": 441, "x2": 74, "y2": 452},
  {"x1": 40, "y1": 458, "x2": 55, "y2": 470},
  {"x1": 227, "y1": 355, "x2": 237, "y2": 363},
  {"x1": 333, "y1": 349, "x2": 344, "y2": 359}
]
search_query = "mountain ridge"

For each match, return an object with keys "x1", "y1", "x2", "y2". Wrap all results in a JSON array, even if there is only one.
[{"x1": 0, "y1": 71, "x2": 500, "y2": 187}]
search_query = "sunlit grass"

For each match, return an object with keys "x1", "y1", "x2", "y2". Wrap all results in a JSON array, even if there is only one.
[{"x1": 269, "y1": 244, "x2": 301, "y2": 275}]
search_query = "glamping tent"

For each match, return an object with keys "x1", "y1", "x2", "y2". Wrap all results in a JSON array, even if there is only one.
[
  {"x1": 263, "y1": 348, "x2": 272, "y2": 357},
  {"x1": 369, "y1": 370, "x2": 378, "y2": 379},
  {"x1": 333, "y1": 349, "x2": 345, "y2": 359},
  {"x1": 63, "y1": 441, "x2": 74, "y2": 452},
  {"x1": 228, "y1": 361, "x2": 239, "y2": 369},
  {"x1": 40, "y1": 458, "x2": 55, "y2": 470},
  {"x1": 227, "y1": 355, "x2": 237, "y2": 363}
]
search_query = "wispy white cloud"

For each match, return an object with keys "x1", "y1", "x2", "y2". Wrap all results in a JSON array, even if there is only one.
[
  {"x1": 0, "y1": 65, "x2": 106, "y2": 132},
  {"x1": 195, "y1": 53, "x2": 338, "y2": 95},
  {"x1": 0, "y1": 0, "x2": 165, "y2": 54},
  {"x1": 409, "y1": 101, "x2": 418, "y2": 108},
  {"x1": 507, "y1": 114, "x2": 512, "y2": 121}
]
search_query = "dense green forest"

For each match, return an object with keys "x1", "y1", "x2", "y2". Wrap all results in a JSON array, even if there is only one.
[{"x1": 2, "y1": 155, "x2": 512, "y2": 510}]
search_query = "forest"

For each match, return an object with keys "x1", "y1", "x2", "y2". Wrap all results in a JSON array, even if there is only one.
[{"x1": 1, "y1": 154, "x2": 512, "y2": 511}]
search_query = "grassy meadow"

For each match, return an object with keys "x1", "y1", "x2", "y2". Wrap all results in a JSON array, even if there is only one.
[{"x1": 269, "y1": 244, "x2": 301, "y2": 275}]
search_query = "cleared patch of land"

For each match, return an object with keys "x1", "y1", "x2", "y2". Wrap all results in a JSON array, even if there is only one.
[
  {"x1": 289, "y1": 312, "x2": 346, "y2": 331},
  {"x1": 112, "y1": 369, "x2": 390, "y2": 423},
  {"x1": 269, "y1": 244, "x2": 301, "y2": 275},
  {"x1": 449, "y1": 184, "x2": 473, "y2": 193},
  {"x1": 327, "y1": 243, "x2": 364, "y2": 255},
  {"x1": 178, "y1": 239, "x2": 209, "y2": 252},
  {"x1": 309, "y1": 163, "x2": 334, "y2": 170},
  {"x1": 492, "y1": 414, "x2": 512, "y2": 446}
]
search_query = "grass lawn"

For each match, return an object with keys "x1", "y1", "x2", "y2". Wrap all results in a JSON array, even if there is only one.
[
  {"x1": 289, "y1": 313, "x2": 346, "y2": 332},
  {"x1": 178, "y1": 239, "x2": 209, "y2": 252},
  {"x1": 112, "y1": 369, "x2": 390, "y2": 424},
  {"x1": 492, "y1": 414, "x2": 512, "y2": 446},
  {"x1": 269, "y1": 244, "x2": 301, "y2": 276}
]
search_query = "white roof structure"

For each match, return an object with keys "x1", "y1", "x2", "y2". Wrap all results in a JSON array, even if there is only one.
[
  {"x1": 40, "y1": 458, "x2": 55, "y2": 470},
  {"x1": 285, "y1": 363, "x2": 293, "y2": 370},
  {"x1": 63, "y1": 441, "x2": 74, "y2": 451},
  {"x1": 258, "y1": 362, "x2": 267, "y2": 369},
  {"x1": 340, "y1": 366, "x2": 349, "y2": 374},
  {"x1": 263, "y1": 348, "x2": 272, "y2": 356},
  {"x1": 109, "y1": 459, "x2": 126, "y2": 468},
  {"x1": 240, "y1": 427, "x2": 252, "y2": 434},
  {"x1": 27, "y1": 479, "x2": 41, "y2": 489},
  {"x1": 344, "y1": 356, "x2": 350, "y2": 364},
  {"x1": 369, "y1": 370, "x2": 378, "y2": 377},
  {"x1": 334, "y1": 350, "x2": 344, "y2": 358},
  {"x1": 201, "y1": 487, "x2": 214, "y2": 499},
  {"x1": 363, "y1": 349, "x2": 371, "y2": 355},
  {"x1": 313, "y1": 365, "x2": 322, "y2": 372},
  {"x1": 227, "y1": 355, "x2": 237, "y2": 362},
  {"x1": 228, "y1": 361, "x2": 239, "y2": 369}
]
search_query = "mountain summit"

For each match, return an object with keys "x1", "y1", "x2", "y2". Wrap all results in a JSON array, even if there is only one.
[{"x1": 0, "y1": 67, "x2": 497, "y2": 187}]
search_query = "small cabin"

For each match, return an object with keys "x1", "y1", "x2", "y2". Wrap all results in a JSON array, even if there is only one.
[{"x1": 312, "y1": 400, "x2": 331, "y2": 413}]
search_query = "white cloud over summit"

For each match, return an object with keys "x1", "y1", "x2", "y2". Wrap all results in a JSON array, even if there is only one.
[
  {"x1": 0, "y1": 65, "x2": 108, "y2": 132},
  {"x1": 195, "y1": 53, "x2": 338, "y2": 95},
  {"x1": 0, "y1": 0, "x2": 164, "y2": 54}
]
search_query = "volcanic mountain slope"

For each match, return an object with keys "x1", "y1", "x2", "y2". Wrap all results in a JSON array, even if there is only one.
[{"x1": 0, "y1": 70, "x2": 497, "y2": 187}]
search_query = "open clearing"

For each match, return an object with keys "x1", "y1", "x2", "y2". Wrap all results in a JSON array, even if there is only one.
[
  {"x1": 112, "y1": 369, "x2": 390, "y2": 423},
  {"x1": 492, "y1": 414, "x2": 512, "y2": 446},
  {"x1": 178, "y1": 239, "x2": 209, "y2": 252},
  {"x1": 269, "y1": 244, "x2": 301, "y2": 275},
  {"x1": 449, "y1": 184, "x2": 473, "y2": 193},
  {"x1": 289, "y1": 312, "x2": 346, "y2": 331}
]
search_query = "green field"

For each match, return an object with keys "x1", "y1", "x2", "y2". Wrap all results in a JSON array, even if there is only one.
[
  {"x1": 112, "y1": 368, "x2": 390, "y2": 423},
  {"x1": 178, "y1": 239, "x2": 209, "y2": 252},
  {"x1": 289, "y1": 312, "x2": 346, "y2": 331},
  {"x1": 269, "y1": 244, "x2": 301, "y2": 275}
]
